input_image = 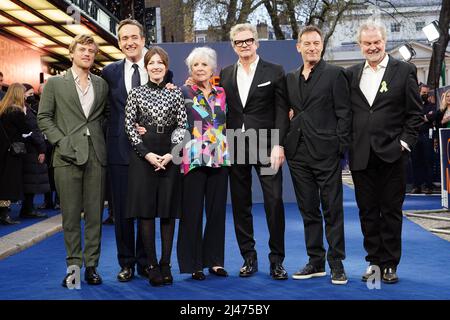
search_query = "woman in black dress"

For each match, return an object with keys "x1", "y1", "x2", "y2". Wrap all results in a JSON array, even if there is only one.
[{"x1": 125, "y1": 46, "x2": 186, "y2": 286}]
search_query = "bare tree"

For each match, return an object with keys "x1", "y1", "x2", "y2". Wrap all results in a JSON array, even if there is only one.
[
  {"x1": 262, "y1": 0, "x2": 286, "y2": 40},
  {"x1": 198, "y1": 0, "x2": 265, "y2": 40},
  {"x1": 427, "y1": 0, "x2": 450, "y2": 89}
]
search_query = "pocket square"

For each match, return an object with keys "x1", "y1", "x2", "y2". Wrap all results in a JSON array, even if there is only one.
[{"x1": 257, "y1": 81, "x2": 271, "y2": 87}]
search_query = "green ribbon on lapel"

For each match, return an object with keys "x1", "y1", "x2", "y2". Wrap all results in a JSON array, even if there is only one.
[{"x1": 379, "y1": 80, "x2": 388, "y2": 93}]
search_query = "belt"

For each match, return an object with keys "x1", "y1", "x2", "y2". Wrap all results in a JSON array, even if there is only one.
[{"x1": 146, "y1": 124, "x2": 176, "y2": 134}]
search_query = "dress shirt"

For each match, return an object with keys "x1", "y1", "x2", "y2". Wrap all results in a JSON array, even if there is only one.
[
  {"x1": 236, "y1": 55, "x2": 259, "y2": 131},
  {"x1": 359, "y1": 55, "x2": 410, "y2": 151},
  {"x1": 359, "y1": 54, "x2": 389, "y2": 107},
  {"x1": 72, "y1": 68, "x2": 94, "y2": 135}
]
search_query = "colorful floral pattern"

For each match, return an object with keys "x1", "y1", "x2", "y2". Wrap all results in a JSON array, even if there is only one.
[{"x1": 181, "y1": 85, "x2": 230, "y2": 175}]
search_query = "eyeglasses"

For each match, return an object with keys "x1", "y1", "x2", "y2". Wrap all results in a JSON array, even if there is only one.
[{"x1": 233, "y1": 38, "x2": 255, "y2": 47}]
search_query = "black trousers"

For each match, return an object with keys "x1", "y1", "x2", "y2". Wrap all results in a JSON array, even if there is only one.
[
  {"x1": 352, "y1": 149, "x2": 407, "y2": 268},
  {"x1": 230, "y1": 162, "x2": 285, "y2": 264},
  {"x1": 411, "y1": 134, "x2": 434, "y2": 189},
  {"x1": 288, "y1": 141, "x2": 345, "y2": 269},
  {"x1": 109, "y1": 164, "x2": 147, "y2": 270},
  {"x1": 177, "y1": 167, "x2": 229, "y2": 273},
  {"x1": 20, "y1": 193, "x2": 35, "y2": 215}
]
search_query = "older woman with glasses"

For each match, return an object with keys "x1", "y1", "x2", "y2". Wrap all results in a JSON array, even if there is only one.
[{"x1": 177, "y1": 47, "x2": 230, "y2": 280}]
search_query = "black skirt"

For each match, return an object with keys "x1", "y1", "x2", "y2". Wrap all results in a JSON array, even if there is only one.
[{"x1": 125, "y1": 131, "x2": 181, "y2": 219}]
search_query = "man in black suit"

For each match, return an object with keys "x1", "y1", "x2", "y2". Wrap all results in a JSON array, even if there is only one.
[
  {"x1": 285, "y1": 26, "x2": 351, "y2": 285},
  {"x1": 410, "y1": 83, "x2": 437, "y2": 194},
  {"x1": 219, "y1": 23, "x2": 289, "y2": 280},
  {"x1": 102, "y1": 19, "x2": 149, "y2": 282},
  {"x1": 347, "y1": 21, "x2": 422, "y2": 284}
]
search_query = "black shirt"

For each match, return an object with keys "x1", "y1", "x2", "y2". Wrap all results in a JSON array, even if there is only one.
[{"x1": 299, "y1": 59, "x2": 323, "y2": 102}]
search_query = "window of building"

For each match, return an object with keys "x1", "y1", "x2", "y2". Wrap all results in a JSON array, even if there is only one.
[
  {"x1": 391, "y1": 23, "x2": 401, "y2": 33},
  {"x1": 416, "y1": 21, "x2": 426, "y2": 31},
  {"x1": 196, "y1": 36, "x2": 206, "y2": 43}
]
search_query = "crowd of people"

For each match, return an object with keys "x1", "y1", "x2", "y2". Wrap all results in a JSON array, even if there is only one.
[{"x1": 1, "y1": 17, "x2": 450, "y2": 289}]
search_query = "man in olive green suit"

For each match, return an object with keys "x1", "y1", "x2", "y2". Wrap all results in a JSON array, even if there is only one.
[{"x1": 38, "y1": 34, "x2": 109, "y2": 287}]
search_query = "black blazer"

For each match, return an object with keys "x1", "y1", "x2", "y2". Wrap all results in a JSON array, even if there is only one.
[
  {"x1": 219, "y1": 58, "x2": 289, "y2": 153},
  {"x1": 346, "y1": 55, "x2": 423, "y2": 171},
  {"x1": 285, "y1": 60, "x2": 352, "y2": 160}
]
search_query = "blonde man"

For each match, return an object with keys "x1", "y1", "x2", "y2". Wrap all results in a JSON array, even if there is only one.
[{"x1": 38, "y1": 34, "x2": 109, "y2": 287}]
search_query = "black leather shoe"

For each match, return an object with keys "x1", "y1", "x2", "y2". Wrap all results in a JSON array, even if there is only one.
[
  {"x1": 0, "y1": 215, "x2": 20, "y2": 225},
  {"x1": 117, "y1": 267, "x2": 134, "y2": 282},
  {"x1": 192, "y1": 271, "x2": 206, "y2": 280},
  {"x1": 361, "y1": 264, "x2": 380, "y2": 282},
  {"x1": 147, "y1": 265, "x2": 164, "y2": 286},
  {"x1": 382, "y1": 267, "x2": 399, "y2": 284},
  {"x1": 270, "y1": 263, "x2": 288, "y2": 280},
  {"x1": 292, "y1": 264, "x2": 326, "y2": 280},
  {"x1": 85, "y1": 267, "x2": 102, "y2": 285},
  {"x1": 239, "y1": 258, "x2": 258, "y2": 277},
  {"x1": 209, "y1": 267, "x2": 228, "y2": 277},
  {"x1": 160, "y1": 263, "x2": 173, "y2": 285},
  {"x1": 19, "y1": 211, "x2": 48, "y2": 219}
]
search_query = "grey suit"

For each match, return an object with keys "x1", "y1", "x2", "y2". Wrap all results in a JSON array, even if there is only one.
[{"x1": 38, "y1": 69, "x2": 109, "y2": 267}]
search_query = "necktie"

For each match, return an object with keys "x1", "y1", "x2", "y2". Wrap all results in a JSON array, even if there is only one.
[{"x1": 131, "y1": 64, "x2": 140, "y2": 88}]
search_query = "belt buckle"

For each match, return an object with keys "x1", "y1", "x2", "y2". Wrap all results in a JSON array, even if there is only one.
[{"x1": 156, "y1": 125, "x2": 164, "y2": 134}]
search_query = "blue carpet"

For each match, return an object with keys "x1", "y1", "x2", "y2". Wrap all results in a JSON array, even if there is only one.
[{"x1": 0, "y1": 186, "x2": 449, "y2": 300}]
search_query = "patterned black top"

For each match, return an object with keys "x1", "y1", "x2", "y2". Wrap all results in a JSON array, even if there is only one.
[{"x1": 125, "y1": 81, "x2": 187, "y2": 157}]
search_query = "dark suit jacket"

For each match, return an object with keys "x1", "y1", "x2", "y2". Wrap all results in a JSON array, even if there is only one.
[
  {"x1": 285, "y1": 59, "x2": 352, "y2": 160},
  {"x1": 37, "y1": 69, "x2": 109, "y2": 167},
  {"x1": 219, "y1": 58, "x2": 289, "y2": 155},
  {"x1": 346, "y1": 55, "x2": 423, "y2": 171},
  {"x1": 102, "y1": 59, "x2": 132, "y2": 165}
]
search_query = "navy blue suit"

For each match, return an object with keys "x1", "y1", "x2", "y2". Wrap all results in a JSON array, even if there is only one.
[{"x1": 102, "y1": 60, "x2": 147, "y2": 271}]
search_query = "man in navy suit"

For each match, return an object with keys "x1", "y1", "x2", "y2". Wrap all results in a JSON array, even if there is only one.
[
  {"x1": 347, "y1": 20, "x2": 422, "y2": 284},
  {"x1": 102, "y1": 19, "x2": 149, "y2": 282}
]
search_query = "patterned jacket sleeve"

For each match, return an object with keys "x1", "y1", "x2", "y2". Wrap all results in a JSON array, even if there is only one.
[
  {"x1": 125, "y1": 88, "x2": 150, "y2": 157},
  {"x1": 171, "y1": 89, "x2": 187, "y2": 146}
]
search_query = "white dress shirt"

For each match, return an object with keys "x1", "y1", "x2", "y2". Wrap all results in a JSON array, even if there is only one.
[
  {"x1": 72, "y1": 68, "x2": 95, "y2": 135},
  {"x1": 359, "y1": 55, "x2": 410, "y2": 151},
  {"x1": 124, "y1": 55, "x2": 148, "y2": 93},
  {"x1": 359, "y1": 54, "x2": 389, "y2": 107},
  {"x1": 236, "y1": 55, "x2": 259, "y2": 131}
]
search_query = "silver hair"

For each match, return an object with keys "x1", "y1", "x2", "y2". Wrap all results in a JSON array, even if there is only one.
[
  {"x1": 185, "y1": 47, "x2": 218, "y2": 74},
  {"x1": 229, "y1": 23, "x2": 259, "y2": 46},
  {"x1": 357, "y1": 19, "x2": 387, "y2": 43}
]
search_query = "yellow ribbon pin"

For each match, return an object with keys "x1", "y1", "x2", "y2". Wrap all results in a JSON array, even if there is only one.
[{"x1": 379, "y1": 81, "x2": 388, "y2": 93}]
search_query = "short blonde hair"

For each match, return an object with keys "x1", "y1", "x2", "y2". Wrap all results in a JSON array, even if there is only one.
[
  {"x1": 68, "y1": 34, "x2": 98, "y2": 54},
  {"x1": 185, "y1": 47, "x2": 217, "y2": 75},
  {"x1": 230, "y1": 23, "x2": 259, "y2": 46},
  {"x1": 357, "y1": 20, "x2": 387, "y2": 43}
]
